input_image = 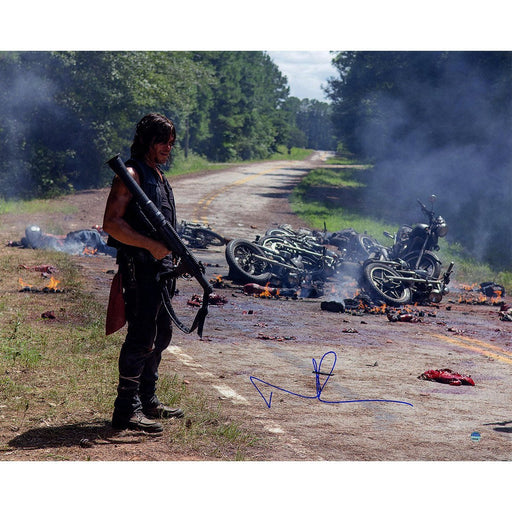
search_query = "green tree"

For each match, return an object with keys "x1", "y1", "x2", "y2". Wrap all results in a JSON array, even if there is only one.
[
  {"x1": 194, "y1": 52, "x2": 289, "y2": 161},
  {"x1": 0, "y1": 50, "x2": 295, "y2": 199}
]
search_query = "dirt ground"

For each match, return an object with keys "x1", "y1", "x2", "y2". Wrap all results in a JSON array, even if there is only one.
[{"x1": 1, "y1": 152, "x2": 511, "y2": 469}]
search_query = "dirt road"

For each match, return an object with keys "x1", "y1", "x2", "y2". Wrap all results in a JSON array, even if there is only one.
[
  {"x1": 162, "y1": 153, "x2": 512, "y2": 461},
  {"x1": 4, "y1": 152, "x2": 511, "y2": 462}
]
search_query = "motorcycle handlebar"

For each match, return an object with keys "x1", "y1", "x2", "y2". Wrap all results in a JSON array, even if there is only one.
[{"x1": 417, "y1": 198, "x2": 434, "y2": 220}]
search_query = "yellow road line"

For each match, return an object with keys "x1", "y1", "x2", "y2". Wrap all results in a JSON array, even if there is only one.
[
  {"x1": 432, "y1": 333, "x2": 512, "y2": 365},
  {"x1": 193, "y1": 165, "x2": 286, "y2": 223}
]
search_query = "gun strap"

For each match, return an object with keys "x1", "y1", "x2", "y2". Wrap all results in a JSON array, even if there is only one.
[{"x1": 159, "y1": 274, "x2": 209, "y2": 338}]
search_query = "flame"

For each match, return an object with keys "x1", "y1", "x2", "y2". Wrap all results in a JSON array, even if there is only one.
[
  {"x1": 458, "y1": 291, "x2": 497, "y2": 305},
  {"x1": 83, "y1": 246, "x2": 98, "y2": 255},
  {"x1": 47, "y1": 276, "x2": 60, "y2": 290},
  {"x1": 19, "y1": 277, "x2": 33, "y2": 289},
  {"x1": 490, "y1": 290, "x2": 502, "y2": 304},
  {"x1": 259, "y1": 282, "x2": 273, "y2": 298},
  {"x1": 367, "y1": 303, "x2": 388, "y2": 314}
]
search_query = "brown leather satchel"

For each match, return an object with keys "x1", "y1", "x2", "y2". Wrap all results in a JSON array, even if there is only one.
[{"x1": 105, "y1": 272, "x2": 126, "y2": 335}]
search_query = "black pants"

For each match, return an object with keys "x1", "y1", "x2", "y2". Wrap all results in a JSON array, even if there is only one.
[{"x1": 114, "y1": 251, "x2": 173, "y2": 417}]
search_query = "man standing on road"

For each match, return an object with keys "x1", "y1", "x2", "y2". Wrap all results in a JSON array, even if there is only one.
[{"x1": 103, "y1": 113, "x2": 184, "y2": 433}]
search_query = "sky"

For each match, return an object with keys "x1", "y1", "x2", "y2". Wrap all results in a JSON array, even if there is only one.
[{"x1": 266, "y1": 51, "x2": 335, "y2": 102}]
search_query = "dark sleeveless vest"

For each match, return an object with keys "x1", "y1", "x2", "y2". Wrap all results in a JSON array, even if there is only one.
[{"x1": 108, "y1": 158, "x2": 176, "y2": 264}]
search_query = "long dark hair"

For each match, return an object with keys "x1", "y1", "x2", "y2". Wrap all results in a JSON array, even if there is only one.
[{"x1": 130, "y1": 113, "x2": 176, "y2": 160}]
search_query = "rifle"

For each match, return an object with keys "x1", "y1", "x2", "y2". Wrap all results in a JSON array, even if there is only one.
[{"x1": 106, "y1": 154, "x2": 213, "y2": 337}]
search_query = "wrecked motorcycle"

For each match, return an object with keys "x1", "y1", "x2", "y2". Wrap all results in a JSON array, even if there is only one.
[
  {"x1": 325, "y1": 228, "x2": 382, "y2": 262},
  {"x1": 362, "y1": 258, "x2": 454, "y2": 306},
  {"x1": 225, "y1": 236, "x2": 338, "y2": 287},
  {"x1": 257, "y1": 233, "x2": 340, "y2": 278},
  {"x1": 177, "y1": 220, "x2": 227, "y2": 249},
  {"x1": 381, "y1": 195, "x2": 448, "y2": 278},
  {"x1": 265, "y1": 223, "x2": 380, "y2": 262}
]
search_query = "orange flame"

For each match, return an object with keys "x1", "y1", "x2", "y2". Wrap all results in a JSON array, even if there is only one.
[
  {"x1": 47, "y1": 276, "x2": 60, "y2": 290},
  {"x1": 83, "y1": 246, "x2": 98, "y2": 255},
  {"x1": 490, "y1": 290, "x2": 503, "y2": 304},
  {"x1": 19, "y1": 277, "x2": 33, "y2": 289},
  {"x1": 259, "y1": 282, "x2": 273, "y2": 298}
]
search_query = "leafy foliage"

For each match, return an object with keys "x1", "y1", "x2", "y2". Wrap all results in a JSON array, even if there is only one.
[{"x1": 0, "y1": 51, "x2": 334, "y2": 200}]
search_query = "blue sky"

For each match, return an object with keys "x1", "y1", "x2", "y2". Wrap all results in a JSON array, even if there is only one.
[{"x1": 266, "y1": 51, "x2": 336, "y2": 102}]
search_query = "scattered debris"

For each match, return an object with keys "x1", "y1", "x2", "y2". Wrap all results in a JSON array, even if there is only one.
[
  {"x1": 499, "y1": 304, "x2": 512, "y2": 322},
  {"x1": 18, "y1": 264, "x2": 57, "y2": 274},
  {"x1": 320, "y1": 300, "x2": 345, "y2": 313},
  {"x1": 479, "y1": 281, "x2": 505, "y2": 298},
  {"x1": 210, "y1": 275, "x2": 238, "y2": 289},
  {"x1": 447, "y1": 327, "x2": 466, "y2": 335},
  {"x1": 418, "y1": 368, "x2": 475, "y2": 386},
  {"x1": 387, "y1": 311, "x2": 422, "y2": 323},
  {"x1": 187, "y1": 293, "x2": 228, "y2": 307},
  {"x1": 256, "y1": 333, "x2": 297, "y2": 341},
  {"x1": 454, "y1": 283, "x2": 505, "y2": 306},
  {"x1": 79, "y1": 438, "x2": 93, "y2": 448}
]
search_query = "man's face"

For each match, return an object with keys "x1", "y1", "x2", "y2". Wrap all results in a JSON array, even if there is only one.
[{"x1": 147, "y1": 135, "x2": 175, "y2": 165}]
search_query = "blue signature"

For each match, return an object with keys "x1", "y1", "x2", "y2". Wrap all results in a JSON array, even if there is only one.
[{"x1": 250, "y1": 351, "x2": 413, "y2": 408}]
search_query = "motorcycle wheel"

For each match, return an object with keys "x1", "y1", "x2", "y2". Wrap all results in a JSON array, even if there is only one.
[
  {"x1": 187, "y1": 228, "x2": 226, "y2": 248},
  {"x1": 354, "y1": 233, "x2": 381, "y2": 259},
  {"x1": 363, "y1": 261, "x2": 412, "y2": 306},
  {"x1": 225, "y1": 239, "x2": 274, "y2": 285},
  {"x1": 403, "y1": 250, "x2": 441, "y2": 278}
]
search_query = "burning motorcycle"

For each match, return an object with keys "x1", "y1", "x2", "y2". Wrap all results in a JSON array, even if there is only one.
[{"x1": 380, "y1": 195, "x2": 448, "y2": 278}]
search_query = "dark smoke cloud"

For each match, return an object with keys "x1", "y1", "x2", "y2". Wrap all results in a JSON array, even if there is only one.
[{"x1": 358, "y1": 55, "x2": 512, "y2": 269}]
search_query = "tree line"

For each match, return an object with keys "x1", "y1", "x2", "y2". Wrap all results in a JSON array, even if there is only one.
[
  {"x1": 0, "y1": 51, "x2": 336, "y2": 200},
  {"x1": 2, "y1": 50, "x2": 510, "y2": 267}
]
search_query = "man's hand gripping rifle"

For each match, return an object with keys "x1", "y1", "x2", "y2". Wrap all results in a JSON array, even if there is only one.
[{"x1": 107, "y1": 154, "x2": 213, "y2": 338}]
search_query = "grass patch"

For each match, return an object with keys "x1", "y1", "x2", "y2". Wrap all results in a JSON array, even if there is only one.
[
  {"x1": 0, "y1": 198, "x2": 78, "y2": 217},
  {"x1": 168, "y1": 152, "x2": 237, "y2": 177},
  {"x1": 156, "y1": 374, "x2": 257, "y2": 459},
  {"x1": 267, "y1": 146, "x2": 314, "y2": 161},
  {"x1": 298, "y1": 166, "x2": 367, "y2": 189},
  {"x1": 0, "y1": 245, "x2": 256, "y2": 460}
]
